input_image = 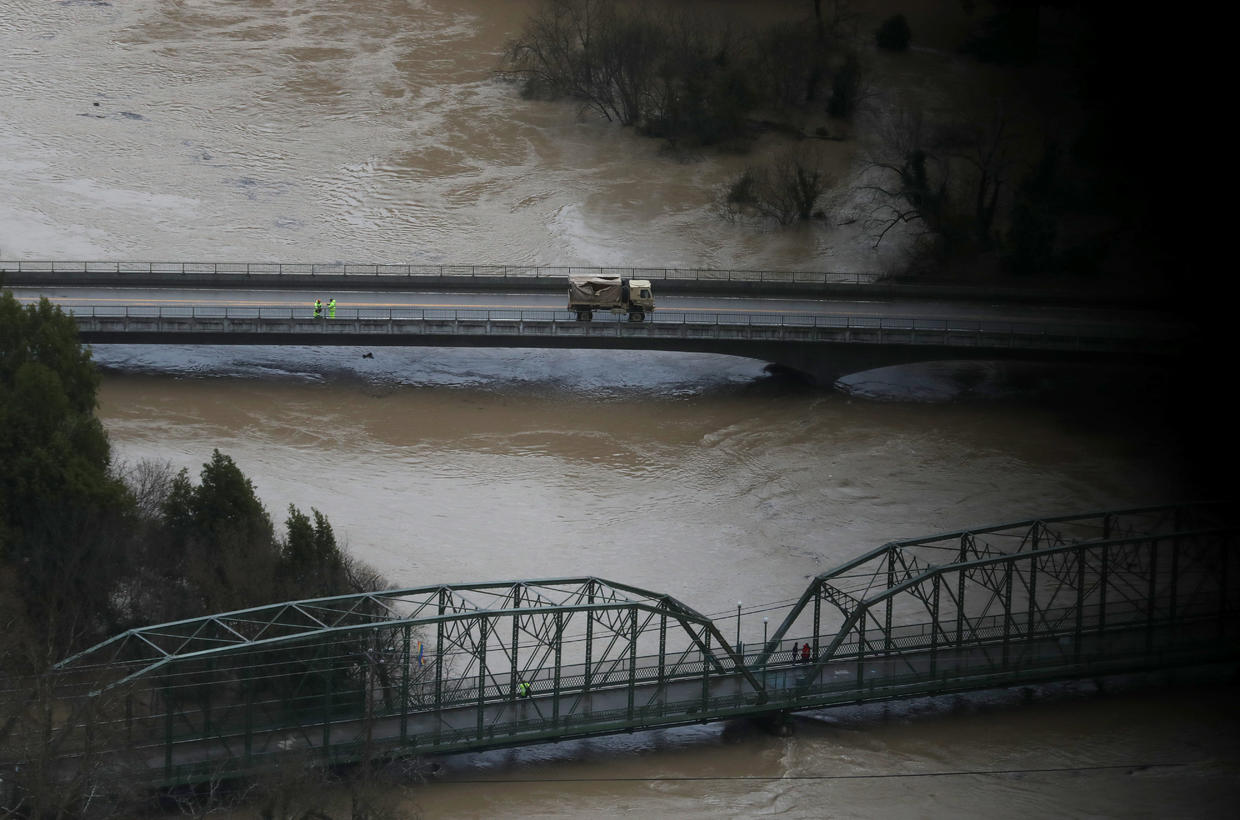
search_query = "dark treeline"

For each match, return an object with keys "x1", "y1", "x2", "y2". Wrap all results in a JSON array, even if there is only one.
[
  {"x1": 1, "y1": 291, "x2": 402, "y2": 817},
  {"x1": 502, "y1": 0, "x2": 864, "y2": 148},
  {"x1": 504, "y1": 0, "x2": 1189, "y2": 285},
  {"x1": 1, "y1": 291, "x2": 378, "y2": 677}
]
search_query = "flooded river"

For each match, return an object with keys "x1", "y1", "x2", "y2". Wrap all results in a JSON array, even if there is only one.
[
  {"x1": 4, "y1": 1, "x2": 1236, "y2": 817},
  {"x1": 90, "y1": 345, "x2": 1233, "y2": 819}
]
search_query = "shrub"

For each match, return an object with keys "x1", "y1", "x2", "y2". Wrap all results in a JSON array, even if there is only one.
[
  {"x1": 827, "y1": 53, "x2": 863, "y2": 118},
  {"x1": 722, "y1": 147, "x2": 831, "y2": 225},
  {"x1": 876, "y1": 14, "x2": 911, "y2": 52},
  {"x1": 726, "y1": 169, "x2": 760, "y2": 207}
]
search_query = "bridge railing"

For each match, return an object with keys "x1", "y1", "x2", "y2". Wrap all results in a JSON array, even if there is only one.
[
  {"x1": 62, "y1": 304, "x2": 1177, "y2": 351},
  {"x1": 1, "y1": 259, "x2": 880, "y2": 285},
  {"x1": 55, "y1": 580, "x2": 1230, "y2": 751}
]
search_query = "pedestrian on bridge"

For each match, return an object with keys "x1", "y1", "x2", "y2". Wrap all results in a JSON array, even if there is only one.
[
  {"x1": 801, "y1": 643, "x2": 811, "y2": 664},
  {"x1": 313, "y1": 298, "x2": 323, "y2": 319},
  {"x1": 329, "y1": 298, "x2": 336, "y2": 319}
]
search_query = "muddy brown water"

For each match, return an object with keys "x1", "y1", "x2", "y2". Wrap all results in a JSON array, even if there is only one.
[{"x1": 5, "y1": 1, "x2": 1236, "y2": 816}]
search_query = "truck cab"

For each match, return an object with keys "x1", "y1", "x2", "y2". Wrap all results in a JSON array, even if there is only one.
[{"x1": 626, "y1": 279, "x2": 654, "y2": 315}]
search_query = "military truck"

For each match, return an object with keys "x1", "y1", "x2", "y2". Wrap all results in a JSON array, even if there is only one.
[{"x1": 567, "y1": 274, "x2": 654, "y2": 322}]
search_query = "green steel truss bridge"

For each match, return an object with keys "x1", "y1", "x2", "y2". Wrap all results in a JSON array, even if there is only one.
[{"x1": 11, "y1": 503, "x2": 1237, "y2": 787}]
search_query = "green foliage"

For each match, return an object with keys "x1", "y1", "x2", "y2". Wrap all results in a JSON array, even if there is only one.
[
  {"x1": 0, "y1": 297, "x2": 385, "y2": 816},
  {"x1": 283, "y1": 504, "x2": 347, "y2": 598},
  {"x1": 875, "y1": 14, "x2": 911, "y2": 51},
  {"x1": 0, "y1": 292, "x2": 132, "y2": 658},
  {"x1": 143, "y1": 450, "x2": 363, "y2": 617},
  {"x1": 161, "y1": 449, "x2": 281, "y2": 613},
  {"x1": 165, "y1": 449, "x2": 274, "y2": 545}
]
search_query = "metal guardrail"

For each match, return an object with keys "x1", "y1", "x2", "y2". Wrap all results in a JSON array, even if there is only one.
[
  {"x1": 3, "y1": 260, "x2": 1176, "y2": 308},
  {"x1": 64, "y1": 304, "x2": 1176, "y2": 353},
  {"x1": 0, "y1": 259, "x2": 879, "y2": 285}
]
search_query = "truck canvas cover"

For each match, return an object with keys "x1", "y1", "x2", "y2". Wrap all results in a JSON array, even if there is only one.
[{"x1": 568, "y1": 275, "x2": 623, "y2": 305}]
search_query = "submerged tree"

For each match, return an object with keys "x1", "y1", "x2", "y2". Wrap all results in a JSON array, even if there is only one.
[
  {"x1": 724, "y1": 145, "x2": 833, "y2": 225},
  {"x1": 504, "y1": 0, "x2": 816, "y2": 147},
  {"x1": 859, "y1": 97, "x2": 1016, "y2": 265},
  {"x1": 1004, "y1": 140, "x2": 1060, "y2": 275}
]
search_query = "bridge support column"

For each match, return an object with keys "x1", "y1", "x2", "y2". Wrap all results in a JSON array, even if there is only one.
[
  {"x1": 754, "y1": 711, "x2": 795, "y2": 737},
  {"x1": 553, "y1": 611, "x2": 563, "y2": 728},
  {"x1": 585, "y1": 584, "x2": 595, "y2": 695},
  {"x1": 700, "y1": 631, "x2": 711, "y2": 717},
  {"x1": 627, "y1": 608, "x2": 637, "y2": 722},
  {"x1": 477, "y1": 618, "x2": 488, "y2": 741},
  {"x1": 400, "y1": 624, "x2": 411, "y2": 745}
]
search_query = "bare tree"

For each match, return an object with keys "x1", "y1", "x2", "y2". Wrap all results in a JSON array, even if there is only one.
[
  {"x1": 937, "y1": 100, "x2": 1013, "y2": 249},
  {"x1": 114, "y1": 458, "x2": 176, "y2": 521},
  {"x1": 503, "y1": 0, "x2": 662, "y2": 126},
  {"x1": 859, "y1": 104, "x2": 951, "y2": 247},
  {"x1": 859, "y1": 98, "x2": 1014, "y2": 253},
  {"x1": 1, "y1": 671, "x2": 145, "y2": 819},
  {"x1": 724, "y1": 145, "x2": 833, "y2": 225}
]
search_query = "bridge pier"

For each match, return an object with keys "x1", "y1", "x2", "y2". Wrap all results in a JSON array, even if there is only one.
[
  {"x1": 754, "y1": 711, "x2": 795, "y2": 737},
  {"x1": 754, "y1": 341, "x2": 1022, "y2": 387}
]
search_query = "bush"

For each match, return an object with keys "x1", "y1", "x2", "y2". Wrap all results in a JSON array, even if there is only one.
[
  {"x1": 876, "y1": 14, "x2": 911, "y2": 52},
  {"x1": 722, "y1": 147, "x2": 832, "y2": 225},
  {"x1": 827, "y1": 53, "x2": 863, "y2": 118},
  {"x1": 726, "y1": 169, "x2": 760, "y2": 207}
]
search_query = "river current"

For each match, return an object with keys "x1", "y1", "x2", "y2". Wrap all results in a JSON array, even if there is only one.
[{"x1": 3, "y1": 1, "x2": 1236, "y2": 817}]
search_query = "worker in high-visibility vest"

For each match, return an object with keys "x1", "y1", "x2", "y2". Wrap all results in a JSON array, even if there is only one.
[
  {"x1": 516, "y1": 681, "x2": 531, "y2": 698},
  {"x1": 328, "y1": 298, "x2": 336, "y2": 319},
  {"x1": 313, "y1": 299, "x2": 323, "y2": 318}
]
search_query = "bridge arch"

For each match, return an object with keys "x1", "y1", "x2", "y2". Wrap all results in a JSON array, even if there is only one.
[
  {"x1": 24, "y1": 503, "x2": 1236, "y2": 787},
  {"x1": 757, "y1": 502, "x2": 1236, "y2": 700},
  {"x1": 69, "y1": 306, "x2": 1181, "y2": 386},
  {"x1": 53, "y1": 578, "x2": 762, "y2": 782}
]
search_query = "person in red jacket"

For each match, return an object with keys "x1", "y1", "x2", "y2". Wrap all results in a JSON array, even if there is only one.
[{"x1": 800, "y1": 643, "x2": 811, "y2": 664}]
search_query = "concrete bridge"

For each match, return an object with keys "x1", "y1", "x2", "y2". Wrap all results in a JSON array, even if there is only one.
[
  {"x1": 65, "y1": 304, "x2": 1179, "y2": 384},
  {"x1": 6, "y1": 259, "x2": 1186, "y2": 381},
  {"x1": 6, "y1": 503, "x2": 1234, "y2": 789}
]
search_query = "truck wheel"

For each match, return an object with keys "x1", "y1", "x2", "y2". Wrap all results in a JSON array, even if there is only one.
[{"x1": 628, "y1": 311, "x2": 644, "y2": 322}]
